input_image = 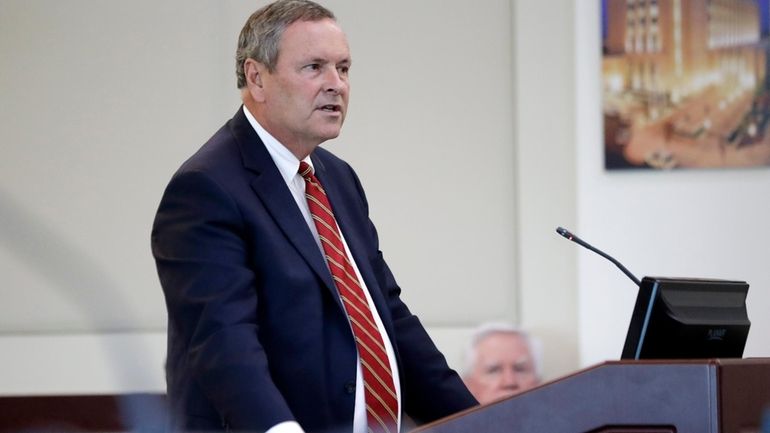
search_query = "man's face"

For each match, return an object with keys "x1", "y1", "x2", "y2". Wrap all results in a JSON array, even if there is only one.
[
  {"x1": 255, "y1": 18, "x2": 350, "y2": 156},
  {"x1": 464, "y1": 333, "x2": 540, "y2": 404}
]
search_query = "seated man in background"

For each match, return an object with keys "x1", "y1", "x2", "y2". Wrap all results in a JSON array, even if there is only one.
[{"x1": 462, "y1": 323, "x2": 542, "y2": 404}]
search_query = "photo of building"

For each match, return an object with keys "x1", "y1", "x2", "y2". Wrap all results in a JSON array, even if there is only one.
[{"x1": 603, "y1": 0, "x2": 770, "y2": 169}]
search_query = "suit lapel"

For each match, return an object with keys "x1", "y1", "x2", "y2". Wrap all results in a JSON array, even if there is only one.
[
  {"x1": 230, "y1": 108, "x2": 340, "y2": 309},
  {"x1": 231, "y1": 107, "x2": 396, "y2": 336},
  {"x1": 313, "y1": 155, "x2": 397, "y2": 339}
]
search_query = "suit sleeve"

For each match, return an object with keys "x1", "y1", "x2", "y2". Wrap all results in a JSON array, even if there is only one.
[
  {"x1": 151, "y1": 169, "x2": 294, "y2": 431},
  {"x1": 345, "y1": 165, "x2": 479, "y2": 424}
]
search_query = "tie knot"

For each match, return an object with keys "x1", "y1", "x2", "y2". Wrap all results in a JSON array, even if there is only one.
[{"x1": 298, "y1": 161, "x2": 313, "y2": 179}]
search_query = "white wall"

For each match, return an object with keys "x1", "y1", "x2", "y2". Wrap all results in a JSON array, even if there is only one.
[
  {"x1": 575, "y1": 0, "x2": 770, "y2": 364},
  {"x1": 512, "y1": 0, "x2": 580, "y2": 381}
]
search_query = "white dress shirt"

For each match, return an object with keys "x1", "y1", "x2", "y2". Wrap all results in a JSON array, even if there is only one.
[{"x1": 243, "y1": 106, "x2": 401, "y2": 433}]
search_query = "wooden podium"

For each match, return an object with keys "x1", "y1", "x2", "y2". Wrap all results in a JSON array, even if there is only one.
[{"x1": 415, "y1": 358, "x2": 770, "y2": 433}]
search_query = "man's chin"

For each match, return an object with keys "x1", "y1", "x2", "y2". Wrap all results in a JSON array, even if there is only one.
[
  {"x1": 492, "y1": 389, "x2": 520, "y2": 401},
  {"x1": 316, "y1": 128, "x2": 343, "y2": 142}
]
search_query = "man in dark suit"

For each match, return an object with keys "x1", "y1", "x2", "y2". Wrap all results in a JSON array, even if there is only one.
[{"x1": 151, "y1": 1, "x2": 477, "y2": 432}]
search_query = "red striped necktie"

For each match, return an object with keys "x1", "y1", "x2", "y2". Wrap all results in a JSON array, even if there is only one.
[{"x1": 298, "y1": 161, "x2": 399, "y2": 433}]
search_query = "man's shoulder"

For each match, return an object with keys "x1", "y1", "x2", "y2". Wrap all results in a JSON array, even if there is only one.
[
  {"x1": 179, "y1": 118, "x2": 242, "y2": 174},
  {"x1": 171, "y1": 106, "x2": 267, "y2": 183},
  {"x1": 312, "y1": 145, "x2": 354, "y2": 175}
]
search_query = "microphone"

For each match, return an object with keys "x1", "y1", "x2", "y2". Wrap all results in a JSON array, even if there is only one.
[{"x1": 556, "y1": 226, "x2": 641, "y2": 287}]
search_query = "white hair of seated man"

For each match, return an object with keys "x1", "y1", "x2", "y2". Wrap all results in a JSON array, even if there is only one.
[{"x1": 462, "y1": 322, "x2": 543, "y2": 404}]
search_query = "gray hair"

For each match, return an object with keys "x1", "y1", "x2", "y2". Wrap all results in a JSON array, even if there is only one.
[
  {"x1": 461, "y1": 322, "x2": 542, "y2": 379},
  {"x1": 235, "y1": 0, "x2": 336, "y2": 88}
]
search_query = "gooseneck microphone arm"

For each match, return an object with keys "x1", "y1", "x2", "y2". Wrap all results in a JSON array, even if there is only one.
[{"x1": 556, "y1": 226, "x2": 641, "y2": 287}]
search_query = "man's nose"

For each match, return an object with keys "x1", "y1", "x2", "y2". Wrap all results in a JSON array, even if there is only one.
[
  {"x1": 500, "y1": 369, "x2": 519, "y2": 388},
  {"x1": 324, "y1": 67, "x2": 346, "y2": 94}
]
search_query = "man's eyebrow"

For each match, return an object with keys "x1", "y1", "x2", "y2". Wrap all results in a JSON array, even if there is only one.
[{"x1": 302, "y1": 56, "x2": 350, "y2": 66}]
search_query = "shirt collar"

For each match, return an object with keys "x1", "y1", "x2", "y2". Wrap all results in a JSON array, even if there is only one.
[{"x1": 242, "y1": 105, "x2": 314, "y2": 184}]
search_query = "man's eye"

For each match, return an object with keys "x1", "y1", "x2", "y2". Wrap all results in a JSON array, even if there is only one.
[
  {"x1": 514, "y1": 365, "x2": 530, "y2": 373},
  {"x1": 305, "y1": 64, "x2": 321, "y2": 71},
  {"x1": 338, "y1": 66, "x2": 350, "y2": 75}
]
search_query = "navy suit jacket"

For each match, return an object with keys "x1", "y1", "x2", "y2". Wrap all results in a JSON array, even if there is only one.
[{"x1": 151, "y1": 108, "x2": 477, "y2": 432}]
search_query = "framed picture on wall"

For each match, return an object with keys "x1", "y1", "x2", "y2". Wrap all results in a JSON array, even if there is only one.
[{"x1": 602, "y1": 0, "x2": 770, "y2": 170}]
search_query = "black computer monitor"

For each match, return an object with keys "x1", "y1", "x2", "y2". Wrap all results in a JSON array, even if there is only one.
[{"x1": 621, "y1": 276, "x2": 750, "y2": 360}]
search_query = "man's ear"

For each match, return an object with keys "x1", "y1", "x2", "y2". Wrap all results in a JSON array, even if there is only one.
[{"x1": 244, "y1": 58, "x2": 267, "y2": 102}]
